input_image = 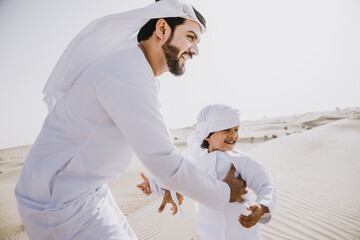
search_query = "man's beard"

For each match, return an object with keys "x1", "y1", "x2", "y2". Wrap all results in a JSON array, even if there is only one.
[{"x1": 162, "y1": 37, "x2": 190, "y2": 76}]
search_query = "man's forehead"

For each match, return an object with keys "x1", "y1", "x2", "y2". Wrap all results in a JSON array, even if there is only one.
[
  {"x1": 182, "y1": 19, "x2": 202, "y2": 33},
  {"x1": 176, "y1": 19, "x2": 202, "y2": 40}
]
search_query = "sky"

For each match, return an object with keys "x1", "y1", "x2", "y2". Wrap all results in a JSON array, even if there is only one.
[{"x1": 0, "y1": 0, "x2": 359, "y2": 149}]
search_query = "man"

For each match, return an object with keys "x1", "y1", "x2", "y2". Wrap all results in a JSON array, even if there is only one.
[{"x1": 15, "y1": 1, "x2": 247, "y2": 239}]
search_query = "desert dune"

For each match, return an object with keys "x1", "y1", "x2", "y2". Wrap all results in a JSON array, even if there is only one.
[{"x1": 1, "y1": 107, "x2": 359, "y2": 239}]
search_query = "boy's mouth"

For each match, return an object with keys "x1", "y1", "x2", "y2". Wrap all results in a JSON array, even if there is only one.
[{"x1": 224, "y1": 140, "x2": 236, "y2": 145}]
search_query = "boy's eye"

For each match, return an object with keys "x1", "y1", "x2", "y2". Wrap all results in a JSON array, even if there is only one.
[{"x1": 222, "y1": 128, "x2": 239, "y2": 133}]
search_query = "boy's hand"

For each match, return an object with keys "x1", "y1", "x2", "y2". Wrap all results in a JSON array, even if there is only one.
[
  {"x1": 158, "y1": 190, "x2": 184, "y2": 215},
  {"x1": 239, "y1": 203, "x2": 269, "y2": 228},
  {"x1": 222, "y1": 164, "x2": 248, "y2": 202},
  {"x1": 136, "y1": 172, "x2": 152, "y2": 195}
]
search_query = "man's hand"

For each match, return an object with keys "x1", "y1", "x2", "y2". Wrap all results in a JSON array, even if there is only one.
[
  {"x1": 239, "y1": 203, "x2": 269, "y2": 228},
  {"x1": 136, "y1": 172, "x2": 152, "y2": 195},
  {"x1": 222, "y1": 164, "x2": 247, "y2": 202},
  {"x1": 158, "y1": 190, "x2": 184, "y2": 215}
]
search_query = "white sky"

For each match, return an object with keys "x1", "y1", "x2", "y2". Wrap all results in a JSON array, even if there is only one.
[{"x1": 0, "y1": 0, "x2": 359, "y2": 149}]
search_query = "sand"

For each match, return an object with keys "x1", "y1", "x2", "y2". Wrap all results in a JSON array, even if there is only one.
[{"x1": 1, "y1": 107, "x2": 359, "y2": 240}]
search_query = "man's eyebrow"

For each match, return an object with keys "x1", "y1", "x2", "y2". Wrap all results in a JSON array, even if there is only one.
[{"x1": 188, "y1": 31, "x2": 200, "y2": 42}]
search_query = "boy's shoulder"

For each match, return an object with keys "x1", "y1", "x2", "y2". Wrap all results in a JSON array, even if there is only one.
[
  {"x1": 218, "y1": 149, "x2": 262, "y2": 170},
  {"x1": 218, "y1": 149, "x2": 250, "y2": 159}
]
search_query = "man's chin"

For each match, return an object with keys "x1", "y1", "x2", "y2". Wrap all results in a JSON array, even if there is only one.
[
  {"x1": 171, "y1": 70, "x2": 185, "y2": 77},
  {"x1": 169, "y1": 65, "x2": 185, "y2": 76}
]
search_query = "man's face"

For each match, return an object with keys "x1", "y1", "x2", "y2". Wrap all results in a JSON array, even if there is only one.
[{"x1": 162, "y1": 19, "x2": 201, "y2": 76}]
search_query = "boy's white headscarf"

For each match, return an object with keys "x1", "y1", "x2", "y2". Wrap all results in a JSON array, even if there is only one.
[
  {"x1": 183, "y1": 104, "x2": 240, "y2": 162},
  {"x1": 43, "y1": 0, "x2": 206, "y2": 111}
]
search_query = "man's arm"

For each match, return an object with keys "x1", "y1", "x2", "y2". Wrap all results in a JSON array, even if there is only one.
[{"x1": 97, "y1": 73, "x2": 245, "y2": 210}]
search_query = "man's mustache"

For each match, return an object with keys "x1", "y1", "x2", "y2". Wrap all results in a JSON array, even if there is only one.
[{"x1": 181, "y1": 52, "x2": 193, "y2": 59}]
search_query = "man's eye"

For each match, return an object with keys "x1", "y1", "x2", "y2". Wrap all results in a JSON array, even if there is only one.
[{"x1": 188, "y1": 35, "x2": 194, "y2": 41}]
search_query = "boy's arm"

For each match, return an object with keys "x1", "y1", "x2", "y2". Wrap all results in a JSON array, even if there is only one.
[
  {"x1": 231, "y1": 153, "x2": 276, "y2": 224},
  {"x1": 148, "y1": 176, "x2": 166, "y2": 198},
  {"x1": 136, "y1": 172, "x2": 184, "y2": 215},
  {"x1": 136, "y1": 172, "x2": 166, "y2": 198},
  {"x1": 239, "y1": 203, "x2": 270, "y2": 228},
  {"x1": 136, "y1": 172, "x2": 153, "y2": 195}
]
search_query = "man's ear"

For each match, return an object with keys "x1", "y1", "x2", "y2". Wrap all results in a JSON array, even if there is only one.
[{"x1": 155, "y1": 19, "x2": 171, "y2": 41}]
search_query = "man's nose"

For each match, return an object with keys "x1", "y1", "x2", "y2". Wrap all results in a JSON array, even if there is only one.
[{"x1": 190, "y1": 43, "x2": 199, "y2": 56}]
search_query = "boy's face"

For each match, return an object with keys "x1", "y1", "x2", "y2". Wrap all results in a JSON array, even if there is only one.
[{"x1": 206, "y1": 126, "x2": 239, "y2": 152}]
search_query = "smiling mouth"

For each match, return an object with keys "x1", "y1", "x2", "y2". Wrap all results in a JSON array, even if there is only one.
[
  {"x1": 224, "y1": 140, "x2": 236, "y2": 145},
  {"x1": 181, "y1": 53, "x2": 193, "y2": 61},
  {"x1": 181, "y1": 55, "x2": 189, "y2": 61}
]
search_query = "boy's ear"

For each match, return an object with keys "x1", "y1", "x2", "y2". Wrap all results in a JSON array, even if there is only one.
[{"x1": 155, "y1": 19, "x2": 171, "y2": 41}]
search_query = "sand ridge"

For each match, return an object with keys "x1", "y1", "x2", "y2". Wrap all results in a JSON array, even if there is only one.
[
  {"x1": 250, "y1": 117, "x2": 360, "y2": 239},
  {"x1": 1, "y1": 107, "x2": 359, "y2": 239}
]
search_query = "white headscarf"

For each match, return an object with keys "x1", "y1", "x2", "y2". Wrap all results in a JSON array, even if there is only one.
[
  {"x1": 182, "y1": 104, "x2": 241, "y2": 162},
  {"x1": 43, "y1": 0, "x2": 206, "y2": 111}
]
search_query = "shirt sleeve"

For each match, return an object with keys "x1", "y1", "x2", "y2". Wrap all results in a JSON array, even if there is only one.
[
  {"x1": 232, "y1": 154, "x2": 277, "y2": 223},
  {"x1": 96, "y1": 72, "x2": 230, "y2": 210},
  {"x1": 148, "y1": 177, "x2": 165, "y2": 198}
]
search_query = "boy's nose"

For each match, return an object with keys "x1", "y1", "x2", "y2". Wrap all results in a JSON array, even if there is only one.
[{"x1": 229, "y1": 131, "x2": 236, "y2": 136}]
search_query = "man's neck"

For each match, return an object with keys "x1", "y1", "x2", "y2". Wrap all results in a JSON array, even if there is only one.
[{"x1": 138, "y1": 41, "x2": 166, "y2": 77}]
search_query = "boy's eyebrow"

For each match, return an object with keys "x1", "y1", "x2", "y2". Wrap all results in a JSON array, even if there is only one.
[{"x1": 188, "y1": 31, "x2": 200, "y2": 43}]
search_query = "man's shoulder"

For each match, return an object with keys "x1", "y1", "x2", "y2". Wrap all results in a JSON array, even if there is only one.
[
  {"x1": 91, "y1": 46, "x2": 149, "y2": 75},
  {"x1": 88, "y1": 46, "x2": 155, "y2": 89}
]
